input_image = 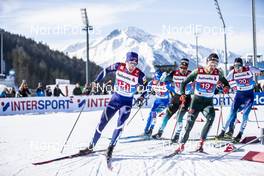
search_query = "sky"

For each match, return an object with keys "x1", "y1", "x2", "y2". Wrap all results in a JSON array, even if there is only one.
[{"x1": 1, "y1": 0, "x2": 264, "y2": 56}]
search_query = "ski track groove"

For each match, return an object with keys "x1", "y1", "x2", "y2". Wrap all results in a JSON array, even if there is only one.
[
  {"x1": 95, "y1": 157, "x2": 103, "y2": 176},
  {"x1": 12, "y1": 165, "x2": 28, "y2": 176},
  {"x1": 58, "y1": 157, "x2": 98, "y2": 176}
]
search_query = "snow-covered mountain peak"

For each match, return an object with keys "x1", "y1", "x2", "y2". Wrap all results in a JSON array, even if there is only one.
[{"x1": 64, "y1": 27, "x2": 239, "y2": 77}]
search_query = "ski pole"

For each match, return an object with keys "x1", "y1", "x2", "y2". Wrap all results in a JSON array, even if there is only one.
[
  {"x1": 170, "y1": 104, "x2": 184, "y2": 140},
  {"x1": 252, "y1": 107, "x2": 260, "y2": 128},
  {"x1": 210, "y1": 135, "x2": 264, "y2": 162},
  {"x1": 127, "y1": 97, "x2": 149, "y2": 126},
  {"x1": 60, "y1": 99, "x2": 86, "y2": 153},
  {"x1": 216, "y1": 94, "x2": 224, "y2": 136}
]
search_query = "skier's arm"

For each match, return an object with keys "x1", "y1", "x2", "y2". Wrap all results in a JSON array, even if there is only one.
[
  {"x1": 249, "y1": 66, "x2": 264, "y2": 76},
  {"x1": 163, "y1": 71, "x2": 174, "y2": 82},
  {"x1": 226, "y1": 69, "x2": 234, "y2": 81},
  {"x1": 166, "y1": 82, "x2": 176, "y2": 95},
  {"x1": 94, "y1": 63, "x2": 119, "y2": 83},
  {"x1": 180, "y1": 69, "x2": 198, "y2": 95},
  {"x1": 219, "y1": 70, "x2": 230, "y2": 89}
]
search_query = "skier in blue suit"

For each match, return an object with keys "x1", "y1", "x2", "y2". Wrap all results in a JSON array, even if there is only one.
[
  {"x1": 144, "y1": 71, "x2": 176, "y2": 136},
  {"x1": 217, "y1": 57, "x2": 264, "y2": 142},
  {"x1": 79, "y1": 52, "x2": 147, "y2": 162}
]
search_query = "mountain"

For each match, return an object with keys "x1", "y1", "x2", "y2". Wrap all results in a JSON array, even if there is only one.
[
  {"x1": 64, "y1": 27, "x2": 239, "y2": 77},
  {"x1": 1, "y1": 29, "x2": 102, "y2": 87}
]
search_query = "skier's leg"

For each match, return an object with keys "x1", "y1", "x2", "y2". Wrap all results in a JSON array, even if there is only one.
[
  {"x1": 175, "y1": 95, "x2": 191, "y2": 135},
  {"x1": 240, "y1": 95, "x2": 254, "y2": 132},
  {"x1": 109, "y1": 105, "x2": 132, "y2": 146},
  {"x1": 144, "y1": 100, "x2": 159, "y2": 134},
  {"x1": 201, "y1": 105, "x2": 215, "y2": 140},
  {"x1": 159, "y1": 95, "x2": 180, "y2": 131},
  {"x1": 175, "y1": 110, "x2": 186, "y2": 134},
  {"x1": 180, "y1": 109, "x2": 200, "y2": 144},
  {"x1": 90, "y1": 103, "x2": 119, "y2": 147},
  {"x1": 222, "y1": 97, "x2": 241, "y2": 132}
]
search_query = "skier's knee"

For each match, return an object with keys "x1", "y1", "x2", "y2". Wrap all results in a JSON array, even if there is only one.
[{"x1": 207, "y1": 115, "x2": 215, "y2": 124}]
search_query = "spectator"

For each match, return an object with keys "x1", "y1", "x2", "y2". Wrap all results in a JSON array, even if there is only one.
[
  {"x1": 36, "y1": 82, "x2": 45, "y2": 97},
  {"x1": 82, "y1": 83, "x2": 91, "y2": 95},
  {"x1": 53, "y1": 84, "x2": 65, "y2": 97},
  {"x1": 18, "y1": 80, "x2": 31, "y2": 97},
  {"x1": 45, "y1": 86, "x2": 52, "y2": 96},
  {"x1": 73, "y1": 83, "x2": 82, "y2": 96},
  {"x1": 90, "y1": 82, "x2": 100, "y2": 95},
  {"x1": 9, "y1": 87, "x2": 16, "y2": 97},
  {"x1": 0, "y1": 87, "x2": 9, "y2": 98}
]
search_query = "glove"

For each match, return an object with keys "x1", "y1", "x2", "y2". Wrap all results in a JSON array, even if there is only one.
[
  {"x1": 179, "y1": 94, "x2": 186, "y2": 105},
  {"x1": 135, "y1": 96, "x2": 144, "y2": 107},
  {"x1": 223, "y1": 86, "x2": 229, "y2": 94}
]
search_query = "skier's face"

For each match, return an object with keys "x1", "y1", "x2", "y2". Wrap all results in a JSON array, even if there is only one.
[
  {"x1": 179, "y1": 66, "x2": 188, "y2": 74},
  {"x1": 207, "y1": 60, "x2": 218, "y2": 72},
  {"x1": 234, "y1": 62, "x2": 243, "y2": 72},
  {"x1": 126, "y1": 61, "x2": 137, "y2": 72}
]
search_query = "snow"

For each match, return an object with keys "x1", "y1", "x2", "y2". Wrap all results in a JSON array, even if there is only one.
[{"x1": 1, "y1": 107, "x2": 264, "y2": 176}]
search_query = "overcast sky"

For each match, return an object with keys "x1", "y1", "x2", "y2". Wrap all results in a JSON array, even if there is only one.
[{"x1": 1, "y1": 0, "x2": 264, "y2": 55}]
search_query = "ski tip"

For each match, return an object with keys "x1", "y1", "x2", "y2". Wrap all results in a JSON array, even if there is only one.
[{"x1": 32, "y1": 162, "x2": 46, "y2": 165}]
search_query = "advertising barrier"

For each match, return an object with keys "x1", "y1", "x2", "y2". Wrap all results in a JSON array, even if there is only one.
[{"x1": 0, "y1": 92, "x2": 264, "y2": 116}]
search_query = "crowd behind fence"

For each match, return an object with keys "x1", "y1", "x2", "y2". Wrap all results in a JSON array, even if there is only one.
[{"x1": 0, "y1": 80, "x2": 114, "y2": 98}]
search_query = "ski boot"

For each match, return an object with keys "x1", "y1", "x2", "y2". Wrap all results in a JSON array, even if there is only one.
[
  {"x1": 215, "y1": 130, "x2": 225, "y2": 140},
  {"x1": 79, "y1": 143, "x2": 93, "y2": 155},
  {"x1": 224, "y1": 128, "x2": 234, "y2": 139},
  {"x1": 232, "y1": 132, "x2": 242, "y2": 143},
  {"x1": 152, "y1": 130, "x2": 163, "y2": 139},
  {"x1": 195, "y1": 139, "x2": 205, "y2": 152},
  {"x1": 145, "y1": 128, "x2": 153, "y2": 137},
  {"x1": 171, "y1": 133, "x2": 180, "y2": 143},
  {"x1": 175, "y1": 143, "x2": 185, "y2": 154},
  {"x1": 106, "y1": 145, "x2": 114, "y2": 161}
]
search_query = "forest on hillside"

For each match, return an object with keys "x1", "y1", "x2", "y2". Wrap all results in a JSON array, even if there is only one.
[{"x1": 1, "y1": 29, "x2": 102, "y2": 88}]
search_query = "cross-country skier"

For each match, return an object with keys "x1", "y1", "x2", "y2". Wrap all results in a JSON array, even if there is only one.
[
  {"x1": 152, "y1": 58, "x2": 193, "y2": 143},
  {"x1": 216, "y1": 57, "x2": 264, "y2": 143},
  {"x1": 79, "y1": 52, "x2": 147, "y2": 163},
  {"x1": 174, "y1": 53, "x2": 230, "y2": 153},
  {"x1": 144, "y1": 71, "x2": 176, "y2": 136}
]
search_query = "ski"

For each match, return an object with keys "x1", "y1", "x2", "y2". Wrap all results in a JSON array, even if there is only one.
[
  {"x1": 213, "y1": 141, "x2": 230, "y2": 148},
  {"x1": 119, "y1": 134, "x2": 145, "y2": 140},
  {"x1": 189, "y1": 150, "x2": 209, "y2": 155},
  {"x1": 162, "y1": 151, "x2": 181, "y2": 159},
  {"x1": 119, "y1": 136, "x2": 152, "y2": 143},
  {"x1": 108, "y1": 134, "x2": 145, "y2": 140},
  {"x1": 32, "y1": 149, "x2": 106, "y2": 165}
]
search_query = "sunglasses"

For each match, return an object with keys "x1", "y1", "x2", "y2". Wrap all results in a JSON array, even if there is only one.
[
  {"x1": 234, "y1": 63, "x2": 242, "y2": 69},
  {"x1": 128, "y1": 61, "x2": 138, "y2": 66},
  {"x1": 180, "y1": 66, "x2": 188, "y2": 70}
]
